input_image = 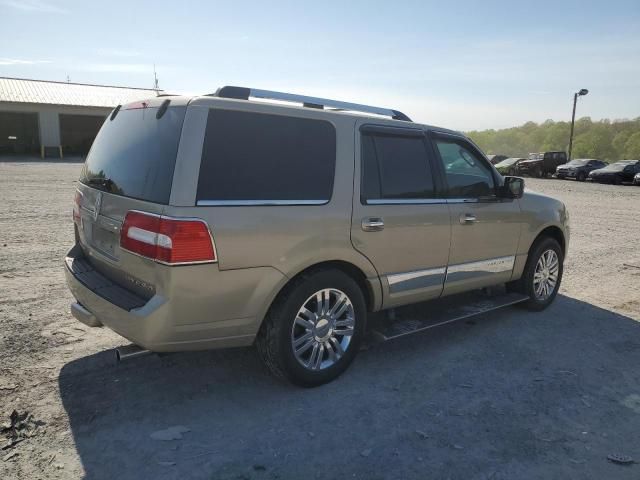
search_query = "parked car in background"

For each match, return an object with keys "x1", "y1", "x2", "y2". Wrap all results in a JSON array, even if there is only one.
[
  {"x1": 487, "y1": 154, "x2": 508, "y2": 165},
  {"x1": 588, "y1": 160, "x2": 640, "y2": 185},
  {"x1": 518, "y1": 151, "x2": 567, "y2": 178},
  {"x1": 495, "y1": 157, "x2": 525, "y2": 176},
  {"x1": 634, "y1": 173, "x2": 640, "y2": 185},
  {"x1": 555, "y1": 159, "x2": 607, "y2": 182}
]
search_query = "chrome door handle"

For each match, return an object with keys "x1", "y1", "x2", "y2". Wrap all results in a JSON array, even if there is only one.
[
  {"x1": 460, "y1": 213, "x2": 477, "y2": 224},
  {"x1": 362, "y1": 217, "x2": 384, "y2": 232}
]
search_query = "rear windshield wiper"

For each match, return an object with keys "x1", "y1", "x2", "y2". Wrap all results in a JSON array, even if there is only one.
[{"x1": 86, "y1": 177, "x2": 115, "y2": 191}]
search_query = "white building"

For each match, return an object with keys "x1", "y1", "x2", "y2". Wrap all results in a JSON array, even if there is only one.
[{"x1": 0, "y1": 77, "x2": 160, "y2": 158}]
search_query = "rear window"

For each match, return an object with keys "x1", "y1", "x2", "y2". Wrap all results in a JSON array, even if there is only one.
[
  {"x1": 79, "y1": 105, "x2": 186, "y2": 204},
  {"x1": 361, "y1": 132, "x2": 436, "y2": 201},
  {"x1": 196, "y1": 109, "x2": 336, "y2": 205}
]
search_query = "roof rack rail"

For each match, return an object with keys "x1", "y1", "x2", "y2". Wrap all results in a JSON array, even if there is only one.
[{"x1": 209, "y1": 86, "x2": 412, "y2": 122}]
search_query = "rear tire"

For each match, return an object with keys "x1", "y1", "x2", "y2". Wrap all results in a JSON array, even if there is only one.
[
  {"x1": 534, "y1": 167, "x2": 543, "y2": 178},
  {"x1": 508, "y1": 237, "x2": 563, "y2": 311},
  {"x1": 256, "y1": 269, "x2": 367, "y2": 387}
]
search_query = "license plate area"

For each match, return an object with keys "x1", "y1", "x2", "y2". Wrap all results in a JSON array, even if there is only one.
[
  {"x1": 86, "y1": 214, "x2": 122, "y2": 260},
  {"x1": 91, "y1": 224, "x2": 118, "y2": 258}
]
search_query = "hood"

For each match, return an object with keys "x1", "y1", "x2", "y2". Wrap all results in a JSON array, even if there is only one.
[
  {"x1": 589, "y1": 168, "x2": 614, "y2": 175},
  {"x1": 558, "y1": 164, "x2": 584, "y2": 170}
]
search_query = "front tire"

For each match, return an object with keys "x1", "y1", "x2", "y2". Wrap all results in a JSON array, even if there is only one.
[
  {"x1": 256, "y1": 269, "x2": 367, "y2": 387},
  {"x1": 577, "y1": 171, "x2": 586, "y2": 182},
  {"x1": 509, "y1": 237, "x2": 563, "y2": 311}
]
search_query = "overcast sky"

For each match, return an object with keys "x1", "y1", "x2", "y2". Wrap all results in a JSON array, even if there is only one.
[{"x1": 1, "y1": 0, "x2": 639, "y2": 130}]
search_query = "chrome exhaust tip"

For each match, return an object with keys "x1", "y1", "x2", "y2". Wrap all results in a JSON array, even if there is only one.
[{"x1": 115, "y1": 344, "x2": 151, "y2": 362}]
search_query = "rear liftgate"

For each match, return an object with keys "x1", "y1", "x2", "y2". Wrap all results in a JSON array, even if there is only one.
[{"x1": 368, "y1": 287, "x2": 529, "y2": 342}]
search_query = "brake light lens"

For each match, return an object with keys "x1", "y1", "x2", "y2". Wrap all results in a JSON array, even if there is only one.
[
  {"x1": 122, "y1": 100, "x2": 150, "y2": 110},
  {"x1": 73, "y1": 190, "x2": 82, "y2": 224},
  {"x1": 120, "y1": 211, "x2": 216, "y2": 265}
]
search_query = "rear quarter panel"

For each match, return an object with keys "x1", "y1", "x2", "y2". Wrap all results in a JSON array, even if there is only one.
[{"x1": 167, "y1": 99, "x2": 383, "y2": 318}]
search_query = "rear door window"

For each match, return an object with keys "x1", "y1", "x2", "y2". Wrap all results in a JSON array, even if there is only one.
[
  {"x1": 361, "y1": 130, "x2": 436, "y2": 202},
  {"x1": 197, "y1": 110, "x2": 336, "y2": 204},
  {"x1": 80, "y1": 105, "x2": 186, "y2": 204}
]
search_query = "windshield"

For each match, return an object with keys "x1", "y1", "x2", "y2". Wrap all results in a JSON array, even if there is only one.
[
  {"x1": 601, "y1": 162, "x2": 633, "y2": 171},
  {"x1": 80, "y1": 105, "x2": 186, "y2": 204},
  {"x1": 496, "y1": 158, "x2": 520, "y2": 167},
  {"x1": 528, "y1": 153, "x2": 543, "y2": 160},
  {"x1": 567, "y1": 159, "x2": 589, "y2": 166}
]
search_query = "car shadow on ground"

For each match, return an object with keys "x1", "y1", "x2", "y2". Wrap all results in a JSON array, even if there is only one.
[{"x1": 59, "y1": 295, "x2": 640, "y2": 480}]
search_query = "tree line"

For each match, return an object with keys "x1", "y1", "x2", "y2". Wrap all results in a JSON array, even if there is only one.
[{"x1": 467, "y1": 117, "x2": 640, "y2": 161}]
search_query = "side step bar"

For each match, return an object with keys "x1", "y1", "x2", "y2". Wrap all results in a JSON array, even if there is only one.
[{"x1": 369, "y1": 290, "x2": 529, "y2": 342}]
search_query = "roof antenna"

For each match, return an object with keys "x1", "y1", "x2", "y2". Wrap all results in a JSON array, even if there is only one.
[
  {"x1": 66, "y1": 75, "x2": 70, "y2": 83},
  {"x1": 153, "y1": 64, "x2": 160, "y2": 93}
]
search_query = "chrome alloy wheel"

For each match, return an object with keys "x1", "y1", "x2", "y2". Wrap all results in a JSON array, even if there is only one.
[
  {"x1": 291, "y1": 288, "x2": 355, "y2": 371},
  {"x1": 533, "y1": 249, "x2": 559, "y2": 300}
]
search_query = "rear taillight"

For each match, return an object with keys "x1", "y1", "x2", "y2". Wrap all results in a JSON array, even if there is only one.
[
  {"x1": 73, "y1": 190, "x2": 82, "y2": 224},
  {"x1": 120, "y1": 211, "x2": 216, "y2": 265}
]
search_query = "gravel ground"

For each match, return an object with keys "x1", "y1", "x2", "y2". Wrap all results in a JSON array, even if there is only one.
[{"x1": 1, "y1": 161, "x2": 639, "y2": 480}]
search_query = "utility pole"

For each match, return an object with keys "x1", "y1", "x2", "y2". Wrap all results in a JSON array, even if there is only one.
[
  {"x1": 153, "y1": 64, "x2": 159, "y2": 92},
  {"x1": 568, "y1": 88, "x2": 589, "y2": 160}
]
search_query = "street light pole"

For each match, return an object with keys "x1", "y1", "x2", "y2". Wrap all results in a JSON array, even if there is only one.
[{"x1": 568, "y1": 88, "x2": 589, "y2": 161}]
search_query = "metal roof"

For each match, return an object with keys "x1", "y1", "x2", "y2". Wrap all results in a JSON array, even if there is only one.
[{"x1": 0, "y1": 77, "x2": 161, "y2": 108}]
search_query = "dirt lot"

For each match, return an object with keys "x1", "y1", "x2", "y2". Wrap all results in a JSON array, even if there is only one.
[{"x1": 1, "y1": 161, "x2": 639, "y2": 480}]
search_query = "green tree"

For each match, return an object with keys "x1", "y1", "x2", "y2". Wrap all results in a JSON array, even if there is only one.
[
  {"x1": 467, "y1": 117, "x2": 639, "y2": 162},
  {"x1": 623, "y1": 132, "x2": 640, "y2": 159},
  {"x1": 612, "y1": 131, "x2": 631, "y2": 157}
]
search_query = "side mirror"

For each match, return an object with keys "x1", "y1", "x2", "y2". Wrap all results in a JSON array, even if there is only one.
[{"x1": 499, "y1": 176, "x2": 524, "y2": 199}]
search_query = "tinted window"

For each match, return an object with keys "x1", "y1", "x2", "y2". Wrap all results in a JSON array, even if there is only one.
[
  {"x1": 361, "y1": 132, "x2": 435, "y2": 201},
  {"x1": 434, "y1": 139, "x2": 495, "y2": 198},
  {"x1": 80, "y1": 106, "x2": 186, "y2": 204},
  {"x1": 197, "y1": 110, "x2": 335, "y2": 203}
]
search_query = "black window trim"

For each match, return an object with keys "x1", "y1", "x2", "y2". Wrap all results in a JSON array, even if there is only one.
[
  {"x1": 428, "y1": 130, "x2": 502, "y2": 201},
  {"x1": 359, "y1": 124, "x2": 444, "y2": 205},
  {"x1": 196, "y1": 108, "x2": 337, "y2": 207},
  {"x1": 360, "y1": 124, "x2": 425, "y2": 138}
]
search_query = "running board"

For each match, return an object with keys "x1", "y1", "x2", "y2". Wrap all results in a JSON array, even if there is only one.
[{"x1": 369, "y1": 290, "x2": 529, "y2": 342}]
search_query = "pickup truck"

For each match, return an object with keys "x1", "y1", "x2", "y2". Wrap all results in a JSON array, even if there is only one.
[{"x1": 518, "y1": 152, "x2": 567, "y2": 178}]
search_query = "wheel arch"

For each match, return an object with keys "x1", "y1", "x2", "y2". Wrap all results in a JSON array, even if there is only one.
[
  {"x1": 255, "y1": 259, "x2": 382, "y2": 335},
  {"x1": 531, "y1": 225, "x2": 566, "y2": 257},
  {"x1": 286, "y1": 260, "x2": 377, "y2": 310},
  {"x1": 512, "y1": 223, "x2": 567, "y2": 282}
]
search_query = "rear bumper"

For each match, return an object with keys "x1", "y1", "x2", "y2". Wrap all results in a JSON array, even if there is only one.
[
  {"x1": 70, "y1": 302, "x2": 101, "y2": 327},
  {"x1": 64, "y1": 244, "x2": 285, "y2": 352},
  {"x1": 555, "y1": 170, "x2": 579, "y2": 179}
]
